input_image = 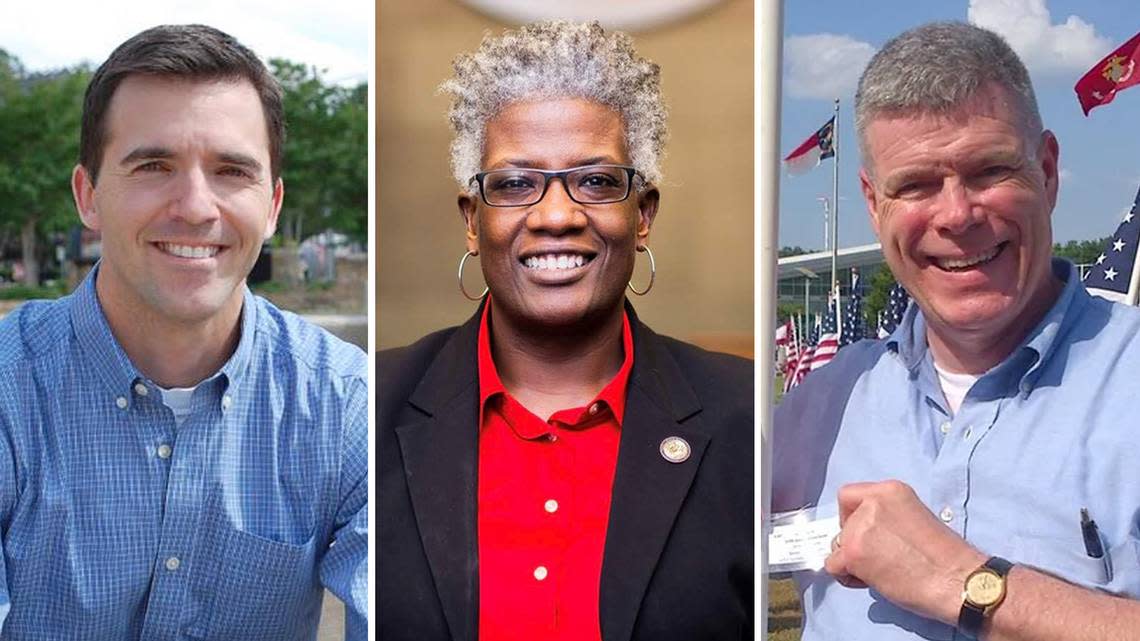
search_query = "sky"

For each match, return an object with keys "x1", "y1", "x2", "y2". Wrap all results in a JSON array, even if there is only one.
[
  {"x1": 0, "y1": 0, "x2": 370, "y2": 85},
  {"x1": 780, "y1": 0, "x2": 1140, "y2": 251}
]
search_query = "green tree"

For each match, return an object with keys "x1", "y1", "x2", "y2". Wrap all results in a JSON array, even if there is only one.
[
  {"x1": 863, "y1": 265, "x2": 898, "y2": 331},
  {"x1": 272, "y1": 60, "x2": 366, "y2": 244},
  {"x1": 1053, "y1": 238, "x2": 1110, "y2": 265},
  {"x1": 0, "y1": 52, "x2": 89, "y2": 286}
]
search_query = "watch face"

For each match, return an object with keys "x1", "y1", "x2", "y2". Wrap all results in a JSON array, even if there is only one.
[{"x1": 965, "y1": 569, "x2": 1005, "y2": 606}]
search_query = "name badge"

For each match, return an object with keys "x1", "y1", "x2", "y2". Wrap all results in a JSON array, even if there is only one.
[{"x1": 768, "y1": 506, "x2": 840, "y2": 573}]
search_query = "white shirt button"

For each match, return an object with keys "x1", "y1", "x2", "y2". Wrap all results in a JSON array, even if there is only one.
[
  {"x1": 115, "y1": 396, "x2": 128, "y2": 410},
  {"x1": 134, "y1": 383, "x2": 148, "y2": 396},
  {"x1": 533, "y1": 566, "x2": 548, "y2": 581},
  {"x1": 546, "y1": 433, "x2": 558, "y2": 443},
  {"x1": 939, "y1": 421, "x2": 951, "y2": 434},
  {"x1": 165, "y1": 556, "x2": 181, "y2": 571},
  {"x1": 221, "y1": 395, "x2": 233, "y2": 410},
  {"x1": 588, "y1": 403, "x2": 600, "y2": 416},
  {"x1": 940, "y1": 507, "x2": 954, "y2": 523},
  {"x1": 157, "y1": 444, "x2": 172, "y2": 460},
  {"x1": 544, "y1": 499, "x2": 559, "y2": 514}
]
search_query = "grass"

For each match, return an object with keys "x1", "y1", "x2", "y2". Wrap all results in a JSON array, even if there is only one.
[
  {"x1": 0, "y1": 282, "x2": 67, "y2": 300},
  {"x1": 768, "y1": 377, "x2": 803, "y2": 639},
  {"x1": 768, "y1": 577, "x2": 803, "y2": 640}
]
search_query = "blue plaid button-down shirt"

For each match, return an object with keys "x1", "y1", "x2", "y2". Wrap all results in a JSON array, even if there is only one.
[{"x1": 0, "y1": 269, "x2": 368, "y2": 640}]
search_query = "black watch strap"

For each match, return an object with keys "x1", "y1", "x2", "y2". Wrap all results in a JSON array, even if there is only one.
[{"x1": 958, "y1": 556, "x2": 1014, "y2": 639}]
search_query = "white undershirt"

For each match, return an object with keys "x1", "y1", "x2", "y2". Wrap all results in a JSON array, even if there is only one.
[
  {"x1": 932, "y1": 362, "x2": 979, "y2": 416},
  {"x1": 159, "y1": 385, "x2": 198, "y2": 427}
]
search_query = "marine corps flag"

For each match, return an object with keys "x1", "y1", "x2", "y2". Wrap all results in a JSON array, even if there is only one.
[{"x1": 1076, "y1": 31, "x2": 1140, "y2": 115}]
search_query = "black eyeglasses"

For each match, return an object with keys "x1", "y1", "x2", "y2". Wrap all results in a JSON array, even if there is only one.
[{"x1": 470, "y1": 164, "x2": 639, "y2": 207}]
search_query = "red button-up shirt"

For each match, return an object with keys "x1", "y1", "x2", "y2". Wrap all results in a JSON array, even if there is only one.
[{"x1": 476, "y1": 305, "x2": 634, "y2": 641}]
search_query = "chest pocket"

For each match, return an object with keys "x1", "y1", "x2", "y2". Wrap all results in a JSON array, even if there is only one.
[
  {"x1": 1014, "y1": 533, "x2": 1140, "y2": 595},
  {"x1": 188, "y1": 527, "x2": 321, "y2": 640}
]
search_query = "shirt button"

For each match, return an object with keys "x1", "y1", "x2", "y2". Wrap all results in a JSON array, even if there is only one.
[
  {"x1": 546, "y1": 433, "x2": 558, "y2": 443},
  {"x1": 115, "y1": 396, "x2": 128, "y2": 410},
  {"x1": 165, "y1": 556, "x2": 181, "y2": 571},
  {"x1": 940, "y1": 507, "x2": 954, "y2": 523},
  {"x1": 544, "y1": 499, "x2": 559, "y2": 514},
  {"x1": 588, "y1": 403, "x2": 600, "y2": 416},
  {"x1": 939, "y1": 421, "x2": 951, "y2": 434},
  {"x1": 157, "y1": 444, "x2": 172, "y2": 460},
  {"x1": 964, "y1": 426, "x2": 973, "y2": 439},
  {"x1": 533, "y1": 566, "x2": 548, "y2": 581},
  {"x1": 134, "y1": 383, "x2": 148, "y2": 396},
  {"x1": 221, "y1": 395, "x2": 233, "y2": 410}
]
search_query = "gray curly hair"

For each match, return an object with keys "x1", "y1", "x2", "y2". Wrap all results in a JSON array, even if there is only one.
[
  {"x1": 440, "y1": 20, "x2": 668, "y2": 191},
  {"x1": 855, "y1": 22, "x2": 1042, "y2": 166}
]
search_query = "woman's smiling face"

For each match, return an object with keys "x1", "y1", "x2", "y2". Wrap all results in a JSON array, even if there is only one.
[{"x1": 460, "y1": 97, "x2": 658, "y2": 329}]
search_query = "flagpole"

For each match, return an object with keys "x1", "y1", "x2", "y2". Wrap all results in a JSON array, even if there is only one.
[
  {"x1": 758, "y1": 0, "x2": 782, "y2": 636},
  {"x1": 830, "y1": 98, "x2": 840, "y2": 300},
  {"x1": 1127, "y1": 248, "x2": 1140, "y2": 306}
]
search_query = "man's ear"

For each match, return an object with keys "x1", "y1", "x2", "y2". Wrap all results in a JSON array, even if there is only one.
[
  {"x1": 459, "y1": 192, "x2": 479, "y2": 255},
  {"x1": 635, "y1": 184, "x2": 660, "y2": 247},
  {"x1": 1037, "y1": 130, "x2": 1060, "y2": 211},
  {"x1": 72, "y1": 165, "x2": 100, "y2": 231},
  {"x1": 264, "y1": 178, "x2": 284, "y2": 240},
  {"x1": 859, "y1": 167, "x2": 882, "y2": 237}
]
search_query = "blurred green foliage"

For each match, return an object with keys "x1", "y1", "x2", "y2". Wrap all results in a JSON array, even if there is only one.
[{"x1": 0, "y1": 51, "x2": 367, "y2": 287}]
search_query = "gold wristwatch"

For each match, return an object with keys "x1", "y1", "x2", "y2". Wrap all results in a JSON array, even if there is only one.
[{"x1": 957, "y1": 556, "x2": 1013, "y2": 639}]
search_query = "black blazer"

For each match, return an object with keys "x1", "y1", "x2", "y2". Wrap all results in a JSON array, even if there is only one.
[{"x1": 378, "y1": 303, "x2": 753, "y2": 641}]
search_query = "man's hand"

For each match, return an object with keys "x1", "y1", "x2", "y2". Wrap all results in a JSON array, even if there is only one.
[{"x1": 824, "y1": 480, "x2": 987, "y2": 624}]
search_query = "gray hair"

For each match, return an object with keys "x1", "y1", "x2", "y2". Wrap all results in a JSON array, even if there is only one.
[
  {"x1": 439, "y1": 20, "x2": 667, "y2": 190},
  {"x1": 855, "y1": 22, "x2": 1042, "y2": 164}
]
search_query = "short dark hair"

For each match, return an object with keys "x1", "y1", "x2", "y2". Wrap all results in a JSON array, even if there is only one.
[{"x1": 80, "y1": 24, "x2": 284, "y2": 183}]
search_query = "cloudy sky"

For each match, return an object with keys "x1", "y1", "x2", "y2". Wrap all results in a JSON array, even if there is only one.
[
  {"x1": 0, "y1": 0, "x2": 369, "y2": 84},
  {"x1": 781, "y1": 0, "x2": 1140, "y2": 250}
]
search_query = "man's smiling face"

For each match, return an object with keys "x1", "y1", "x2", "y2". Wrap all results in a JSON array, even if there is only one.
[
  {"x1": 860, "y1": 83, "x2": 1060, "y2": 357},
  {"x1": 73, "y1": 75, "x2": 281, "y2": 325}
]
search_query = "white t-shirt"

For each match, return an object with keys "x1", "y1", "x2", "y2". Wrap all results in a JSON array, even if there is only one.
[
  {"x1": 932, "y1": 361, "x2": 979, "y2": 416},
  {"x1": 159, "y1": 385, "x2": 198, "y2": 427}
]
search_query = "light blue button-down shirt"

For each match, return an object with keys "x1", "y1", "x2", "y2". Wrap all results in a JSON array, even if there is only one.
[
  {"x1": 774, "y1": 259, "x2": 1140, "y2": 641},
  {"x1": 0, "y1": 268, "x2": 367, "y2": 640}
]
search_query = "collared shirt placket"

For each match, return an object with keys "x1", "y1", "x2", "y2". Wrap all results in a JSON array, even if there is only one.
[{"x1": 137, "y1": 380, "x2": 222, "y2": 639}]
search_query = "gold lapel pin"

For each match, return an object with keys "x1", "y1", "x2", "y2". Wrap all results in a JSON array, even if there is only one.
[{"x1": 659, "y1": 436, "x2": 691, "y2": 463}]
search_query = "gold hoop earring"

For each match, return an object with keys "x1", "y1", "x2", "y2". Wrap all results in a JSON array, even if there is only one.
[
  {"x1": 627, "y1": 245, "x2": 655, "y2": 296},
  {"x1": 458, "y1": 250, "x2": 488, "y2": 301}
]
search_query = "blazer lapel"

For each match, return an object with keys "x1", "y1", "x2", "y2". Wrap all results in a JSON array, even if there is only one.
[
  {"x1": 600, "y1": 314, "x2": 711, "y2": 641},
  {"x1": 395, "y1": 309, "x2": 482, "y2": 641}
]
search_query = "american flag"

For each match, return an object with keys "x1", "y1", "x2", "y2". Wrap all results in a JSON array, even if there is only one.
[
  {"x1": 1084, "y1": 185, "x2": 1140, "y2": 305},
  {"x1": 840, "y1": 268, "x2": 864, "y2": 347},
  {"x1": 811, "y1": 292, "x2": 840, "y2": 370},
  {"x1": 782, "y1": 318, "x2": 800, "y2": 393},
  {"x1": 878, "y1": 281, "x2": 911, "y2": 338}
]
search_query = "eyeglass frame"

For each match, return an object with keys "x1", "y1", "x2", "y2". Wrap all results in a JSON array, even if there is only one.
[{"x1": 469, "y1": 164, "x2": 643, "y2": 207}]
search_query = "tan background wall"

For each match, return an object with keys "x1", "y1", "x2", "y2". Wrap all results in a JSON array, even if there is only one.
[{"x1": 377, "y1": 0, "x2": 753, "y2": 353}]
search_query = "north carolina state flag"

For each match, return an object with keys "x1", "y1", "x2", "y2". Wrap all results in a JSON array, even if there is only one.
[
  {"x1": 783, "y1": 117, "x2": 835, "y2": 176},
  {"x1": 1076, "y1": 31, "x2": 1140, "y2": 115}
]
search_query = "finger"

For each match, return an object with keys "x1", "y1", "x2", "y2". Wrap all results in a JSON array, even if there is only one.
[{"x1": 836, "y1": 481, "x2": 877, "y2": 524}]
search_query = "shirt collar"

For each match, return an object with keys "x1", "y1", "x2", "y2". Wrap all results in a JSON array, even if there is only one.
[
  {"x1": 477, "y1": 299, "x2": 635, "y2": 427},
  {"x1": 70, "y1": 263, "x2": 260, "y2": 404},
  {"x1": 886, "y1": 258, "x2": 1087, "y2": 395}
]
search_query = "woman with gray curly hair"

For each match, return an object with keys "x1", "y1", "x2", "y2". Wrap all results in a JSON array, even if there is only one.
[{"x1": 378, "y1": 20, "x2": 752, "y2": 641}]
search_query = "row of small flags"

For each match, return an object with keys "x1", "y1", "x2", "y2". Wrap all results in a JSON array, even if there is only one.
[{"x1": 777, "y1": 269, "x2": 911, "y2": 391}]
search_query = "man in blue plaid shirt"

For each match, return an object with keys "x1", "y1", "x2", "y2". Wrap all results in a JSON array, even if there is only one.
[{"x1": 0, "y1": 25, "x2": 366, "y2": 640}]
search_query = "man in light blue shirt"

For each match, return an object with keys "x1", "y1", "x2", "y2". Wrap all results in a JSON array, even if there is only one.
[
  {"x1": 0, "y1": 25, "x2": 366, "y2": 640},
  {"x1": 775, "y1": 22, "x2": 1140, "y2": 641}
]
